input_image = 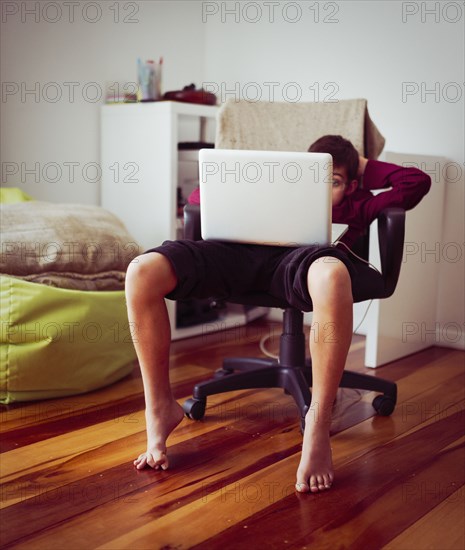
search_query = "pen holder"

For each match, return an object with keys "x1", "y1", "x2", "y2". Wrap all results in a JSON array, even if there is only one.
[{"x1": 137, "y1": 58, "x2": 162, "y2": 101}]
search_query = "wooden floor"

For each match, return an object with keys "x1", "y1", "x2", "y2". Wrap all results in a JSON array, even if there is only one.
[{"x1": 1, "y1": 319, "x2": 464, "y2": 550}]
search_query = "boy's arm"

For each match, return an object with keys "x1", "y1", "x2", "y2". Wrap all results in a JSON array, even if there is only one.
[{"x1": 358, "y1": 157, "x2": 431, "y2": 224}]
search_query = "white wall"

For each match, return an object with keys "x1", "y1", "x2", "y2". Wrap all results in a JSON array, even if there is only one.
[
  {"x1": 202, "y1": 1, "x2": 464, "y2": 159},
  {"x1": 1, "y1": 0, "x2": 206, "y2": 204},
  {"x1": 1, "y1": 0, "x2": 463, "y2": 349}
]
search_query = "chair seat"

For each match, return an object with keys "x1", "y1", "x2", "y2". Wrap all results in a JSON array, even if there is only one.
[
  {"x1": 351, "y1": 260, "x2": 387, "y2": 302},
  {"x1": 222, "y1": 259, "x2": 385, "y2": 311}
]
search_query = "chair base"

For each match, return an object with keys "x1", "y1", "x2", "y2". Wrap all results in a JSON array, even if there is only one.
[
  {"x1": 183, "y1": 309, "x2": 397, "y2": 428},
  {"x1": 183, "y1": 356, "x2": 397, "y2": 427}
]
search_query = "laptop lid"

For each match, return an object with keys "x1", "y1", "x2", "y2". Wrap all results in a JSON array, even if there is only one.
[{"x1": 199, "y1": 149, "x2": 346, "y2": 247}]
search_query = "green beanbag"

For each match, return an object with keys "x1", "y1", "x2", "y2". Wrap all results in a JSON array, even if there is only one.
[{"x1": 0, "y1": 275, "x2": 136, "y2": 404}]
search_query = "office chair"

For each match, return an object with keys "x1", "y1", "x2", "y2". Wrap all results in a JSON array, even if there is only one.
[{"x1": 182, "y1": 203, "x2": 404, "y2": 430}]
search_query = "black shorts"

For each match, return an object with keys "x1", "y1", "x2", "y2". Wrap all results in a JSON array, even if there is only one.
[{"x1": 145, "y1": 240, "x2": 356, "y2": 312}]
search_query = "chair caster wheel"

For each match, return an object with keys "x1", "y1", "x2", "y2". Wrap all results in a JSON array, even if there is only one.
[
  {"x1": 372, "y1": 395, "x2": 395, "y2": 416},
  {"x1": 183, "y1": 398, "x2": 206, "y2": 420}
]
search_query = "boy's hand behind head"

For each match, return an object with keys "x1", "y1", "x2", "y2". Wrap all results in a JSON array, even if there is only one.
[{"x1": 357, "y1": 155, "x2": 369, "y2": 178}]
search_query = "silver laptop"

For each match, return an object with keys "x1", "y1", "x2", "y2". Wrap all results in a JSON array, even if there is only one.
[{"x1": 199, "y1": 149, "x2": 348, "y2": 247}]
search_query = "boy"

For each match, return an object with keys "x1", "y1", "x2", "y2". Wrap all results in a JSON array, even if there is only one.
[{"x1": 125, "y1": 135, "x2": 430, "y2": 493}]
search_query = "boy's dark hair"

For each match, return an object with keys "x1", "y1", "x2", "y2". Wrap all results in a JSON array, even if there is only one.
[{"x1": 308, "y1": 135, "x2": 359, "y2": 181}]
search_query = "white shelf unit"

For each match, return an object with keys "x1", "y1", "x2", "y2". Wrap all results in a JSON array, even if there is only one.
[{"x1": 101, "y1": 101, "x2": 267, "y2": 340}]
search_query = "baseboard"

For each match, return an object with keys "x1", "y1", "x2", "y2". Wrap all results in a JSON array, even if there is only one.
[{"x1": 434, "y1": 325, "x2": 465, "y2": 350}]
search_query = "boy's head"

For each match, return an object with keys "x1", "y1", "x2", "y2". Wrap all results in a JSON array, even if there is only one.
[{"x1": 308, "y1": 135, "x2": 359, "y2": 206}]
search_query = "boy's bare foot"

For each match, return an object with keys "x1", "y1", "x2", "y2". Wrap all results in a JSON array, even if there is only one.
[
  {"x1": 134, "y1": 400, "x2": 184, "y2": 471},
  {"x1": 295, "y1": 419, "x2": 334, "y2": 493}
]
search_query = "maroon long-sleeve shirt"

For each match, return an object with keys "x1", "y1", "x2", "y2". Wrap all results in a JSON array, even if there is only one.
[
  {"x1": 188, "y1": 160, "x2": 431, "y2": 249},
  {"x1": 332, "y1": 160, "x2": 431, "y2": 246}
]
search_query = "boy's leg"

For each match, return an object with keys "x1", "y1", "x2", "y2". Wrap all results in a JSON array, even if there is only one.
[
  {"x1": 125, "y1": 240, "x2": 260, "y2": 470},
  {"x1": 295, "y1": 257, "x2": 353, "y2": 493},
  {"x1": 125, "y1": 252, "x2": 184, "y2": 470}
]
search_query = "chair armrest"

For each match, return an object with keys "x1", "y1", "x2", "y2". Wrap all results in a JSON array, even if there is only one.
[
  {"x1": 183, "y1": 204, "x2": 202, "y2": 241},
  {"x1": 377, "y1": 207, "x2": 405, "y2": 297}
]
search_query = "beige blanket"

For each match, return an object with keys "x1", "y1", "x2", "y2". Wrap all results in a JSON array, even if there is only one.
[
  {"x1": 215, "y1": 98, "x2": 385, "y2": 159},
  {"x1": 0, "y1": 201, "x2": 141, "y2": 291}
]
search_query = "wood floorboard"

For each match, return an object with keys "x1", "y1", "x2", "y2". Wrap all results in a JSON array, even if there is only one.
[
  {"x1": 196, "y1": 411, "x2": 464, "y2": 550},
  {"x1": 1, "y1": 319, "x2": 464, "y2": 549},
  {"x1": 383, "y1": 486, "x2": 465, "y2": 550}
]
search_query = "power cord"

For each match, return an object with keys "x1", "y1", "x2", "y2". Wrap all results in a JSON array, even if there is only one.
[
  {"x1": 333, "y1": 240, "x2": 382, "y2": 275},
  {"x1": 259, "y1": 333, "x2": 279, "y2": 360},
  {"x1": 334, "y1": 239, "x2": 382, "y2": 334},
  {"x1": 352, "y1": 299, "x2": 374, "y2": 334},
  {"x1": 259, "y1": 242, "x2": 380, "y2": 358}
]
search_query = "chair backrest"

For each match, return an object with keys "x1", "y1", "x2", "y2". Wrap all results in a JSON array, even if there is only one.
[{"x1": 215, "y1": 99, "x2": 385, "y2": 160}]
